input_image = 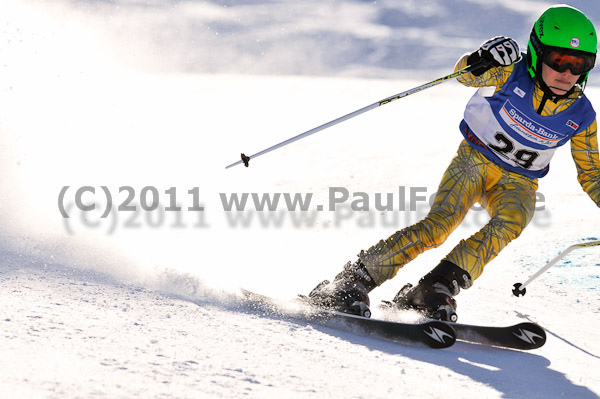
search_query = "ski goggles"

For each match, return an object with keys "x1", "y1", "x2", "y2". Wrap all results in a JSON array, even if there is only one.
[{"x1": 543, "y1": 48, "x2": 596, "y2": 75}]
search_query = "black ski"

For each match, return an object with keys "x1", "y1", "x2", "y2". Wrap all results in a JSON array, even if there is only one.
[
  {"x1": 379, "y1": 303, "x2": 546, "y2": 350},
  {"x1": 241, "y1": 289, "x2": 456, "y2": 349},
  {"x1": 448, "y1": 321, "x2": 546, "y2": 350}
]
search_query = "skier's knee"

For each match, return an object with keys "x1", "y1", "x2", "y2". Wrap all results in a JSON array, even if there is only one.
[{"x1": 489, "y1": 216, "x2": 526, "y2": 241}]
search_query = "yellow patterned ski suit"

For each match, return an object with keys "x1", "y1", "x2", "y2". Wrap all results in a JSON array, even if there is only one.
[{"x1": 362, "y1": 55, "x2": 600, "y2": 286}]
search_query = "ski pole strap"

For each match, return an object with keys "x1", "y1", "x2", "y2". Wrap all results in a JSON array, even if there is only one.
[{"x1": 225, "y1": 59, "x2": 491, "y2": 169}]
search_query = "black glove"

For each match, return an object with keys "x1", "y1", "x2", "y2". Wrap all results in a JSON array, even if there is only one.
[{"x1": 467, "y1": 36, "x2": 521, "y2": 76}]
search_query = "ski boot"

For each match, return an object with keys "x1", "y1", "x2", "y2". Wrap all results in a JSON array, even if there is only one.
[
  {"x1": 391, "y1": 260, "x2": 472, "y2": 322},
  {"x1": 307, "y1": 260, "x2": 377, "y2": 318}
]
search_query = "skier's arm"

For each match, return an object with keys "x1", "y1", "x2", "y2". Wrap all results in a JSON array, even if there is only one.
[
  {"x1": 571, "y1": 120, "x2": 600, "y2": 207},
  {"x1": 454, "y1": 54, "x2": 515, "y2": 89}
]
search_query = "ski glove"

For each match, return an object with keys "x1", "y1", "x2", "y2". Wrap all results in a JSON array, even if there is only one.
[{"x1": 467, "y1": 36, "x2": 521, "y2": 76}]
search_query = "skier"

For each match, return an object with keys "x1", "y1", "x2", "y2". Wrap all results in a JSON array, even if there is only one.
[{"x1": 308, "y1": 5, "x2": 599, "y2": 322}]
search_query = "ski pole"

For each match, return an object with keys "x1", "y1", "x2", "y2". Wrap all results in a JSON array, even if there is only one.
[
  {"x1": 225, "y1": 59, "x2": 491, "y2": 169},
  {"x1": 512, "y1": 240, "x2": 600, "y2": 297}
]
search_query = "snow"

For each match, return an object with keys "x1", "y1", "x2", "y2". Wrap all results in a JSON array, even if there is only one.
[{"x1": 1, "y1": 0, "x2": 599, "y2": 398}]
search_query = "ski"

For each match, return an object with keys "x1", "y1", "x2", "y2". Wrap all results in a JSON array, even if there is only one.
[
  {"x1": 379, "y1": 304, "x2": 546, "y2": 350},
  {"x1": 241, "y1": 289, "x2": 545, "y2": 350},
  {"x1": 241, "y1": 289, "x2": 456, "y2": 349},
  {"x1": 447, "y1": 321, "x2": 546, "y2": 350}
]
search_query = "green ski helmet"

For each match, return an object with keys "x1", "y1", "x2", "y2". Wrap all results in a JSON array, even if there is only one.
[{"x1": 527, "y1": 5, "x2": 597, "y2": 85}]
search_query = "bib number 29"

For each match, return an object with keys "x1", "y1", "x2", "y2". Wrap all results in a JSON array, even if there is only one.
[{"x1": 488, "y1": 132, "x2": 539, "y2": 169}]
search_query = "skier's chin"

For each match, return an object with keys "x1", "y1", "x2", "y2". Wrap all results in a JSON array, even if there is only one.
[{"x1": 548, "y1": 85, "x2": 571, "y2": 95}]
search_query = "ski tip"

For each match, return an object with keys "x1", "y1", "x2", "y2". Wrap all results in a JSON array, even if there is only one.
[{"x1": 512, "y1": 322, "x2": 546, "y2": 349}]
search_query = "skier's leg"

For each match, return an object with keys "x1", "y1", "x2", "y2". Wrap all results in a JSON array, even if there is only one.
[
  {"x1": 308, "y1": 141, "x2": 490, "y2": 316},
  {"x1": 444, "y1": 169, "x2": 538, "y2": 281},
  {"x1": 389, "y1": 152, "x2": 536, "y2": 321},
  {"x1": 361, "y1": 141, "x2": 495, "y2": 285}
]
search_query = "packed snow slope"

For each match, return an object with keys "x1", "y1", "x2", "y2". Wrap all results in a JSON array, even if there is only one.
[{"x1": 1, "y1": 1, "x2": 599, "y2": 398}]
